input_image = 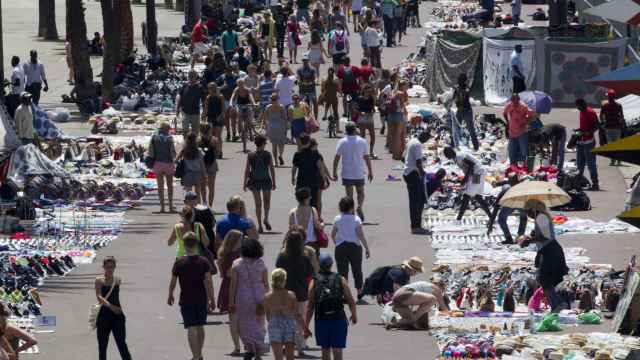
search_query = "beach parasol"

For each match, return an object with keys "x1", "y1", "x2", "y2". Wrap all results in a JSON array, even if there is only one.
[
  {"x1": 518, "y1": 91, "x2": 553, "y2": 114},
  {"x1": 583, "y1": 0, "x2": 640, "y2": 25},
  {"x1": 617, "y1": 206, "x2": 640, "y2": 229},
  {"x1": 586, "y1": 63, "x2": 640, "y2": 94},
  {"x1": 499, "y1": 180, "x2": 571, "y2": 209},
  {"x1": 592, "y1": 134, "x2": 640, "y2": 166}
]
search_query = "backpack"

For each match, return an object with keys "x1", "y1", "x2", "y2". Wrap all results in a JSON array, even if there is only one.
[
  {"x1": 342, "y1": 66, "x2": 357, "y2": 88},
  {"x1": 553, "y1": 190, "x2": 591, "y2": 211},
  {"x1": 314, "y1": 273, "x2": 344, "y2": 318},
  {"x1": 334, "y1": 31, "x2": 346, "y2": 52},
  {"x1": 362, "y1": 266, "x2": 392, "y2": 296}
]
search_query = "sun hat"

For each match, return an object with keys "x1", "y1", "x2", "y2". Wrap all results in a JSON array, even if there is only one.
[{"x1": 402, "y1": 256, "x2": 424, "y2": 273}]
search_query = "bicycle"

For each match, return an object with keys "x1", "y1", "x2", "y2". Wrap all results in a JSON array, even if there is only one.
[{"x1": 237, "y1": 103, "x2": 260, "y2": 153}]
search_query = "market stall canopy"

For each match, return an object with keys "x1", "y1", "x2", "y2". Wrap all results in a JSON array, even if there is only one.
[
  {"x1": 617, "y1": 94, "x2": 640, "y2": 128},
  {"x1": 583, "y1": 0, "x2": 640, "y2": 25},
  {"x1": 586, "y1": 63, "x2": 640, "y2": 94},
  {"x1": 592, "y1": 133, "x2": 640, "y2": 165},
  {"x1": 518, "y1": 91, "x2": 553, "y2": 114},
  {"x1": 617, "y1": 206, "x2": 640, "y2": 229},
  {"x1": 8, "y1": 144, "x2": 69, "y2": 187},
  {"x1": 0, "y1": 104, "x2": 22, "y2": 155},
  {"x1": 499, "y1": 180, "x2": 570, "y2": 208}
]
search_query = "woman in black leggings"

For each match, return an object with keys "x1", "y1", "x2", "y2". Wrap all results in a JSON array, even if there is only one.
[{"x1": 95, "y1": 257, "x2": 132, "y2": 360}]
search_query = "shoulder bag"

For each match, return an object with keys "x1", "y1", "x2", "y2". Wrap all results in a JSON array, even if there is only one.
[{"x1": 89, "y1": 277, "x2": 118, "y2": 330}]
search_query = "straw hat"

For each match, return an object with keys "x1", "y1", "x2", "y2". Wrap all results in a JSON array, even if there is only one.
[{"x1": 402, "y1": 257, "x2": 424, "y2": 273}]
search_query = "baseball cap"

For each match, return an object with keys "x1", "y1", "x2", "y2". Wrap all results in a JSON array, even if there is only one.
[
  {"x1": 184, "y1": 191, "x2": 198, "y2": 202},
  {"x1": 319, "y1": 253, "x2": 333, "y2": 271}
]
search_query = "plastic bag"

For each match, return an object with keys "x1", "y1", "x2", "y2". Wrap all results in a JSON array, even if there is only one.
[
  {"x1": 577, "y1": 312, "x2": 601, "y2": 325},
  {"x1": 536, "y1": 313, "x2": 561, "y2": 332},
  {"x1": 380, "y1": 303, "x2": 401, "y2": 326}
]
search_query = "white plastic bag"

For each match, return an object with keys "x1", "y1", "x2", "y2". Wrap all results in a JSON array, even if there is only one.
[{"x1": 380, "y1": 302, "x2": 401, "y2": 326}]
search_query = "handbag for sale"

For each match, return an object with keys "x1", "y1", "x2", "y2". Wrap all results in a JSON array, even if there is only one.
[{"x1": 89, "y1": 277, "x2": 118, "y2": 330}]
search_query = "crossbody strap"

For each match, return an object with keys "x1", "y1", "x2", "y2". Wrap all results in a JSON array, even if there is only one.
[{"x1": 103, "y1": 276, "x2": 118, "y2": 301}]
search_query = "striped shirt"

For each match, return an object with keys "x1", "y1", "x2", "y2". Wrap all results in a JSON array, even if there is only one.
[{"x1": 259, "y1": 79, "x2": 274, "y2": 107}]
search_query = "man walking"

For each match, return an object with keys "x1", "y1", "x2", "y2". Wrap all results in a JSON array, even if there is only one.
[
  {"x1": 381, "y1": 0, "x2": 397, "y2": 47},
  {"x1": 297, "y1": 55, "x2": 319, "y2": 119},
  {"x1": 177, "y1": 71, "x2": 206, "y2": 135},
  {"x1": 599, "y1": 89, "x2": 625, "y2": 165},
  {"x1": 575, "y1": 98, "x2": 600, "y2": 190},
  {"x1": 511, "y1": 0, "x2": 522, "y2": 25},
  {"x1": 306, "y1": 254, "x2": 358, "y2": 360},
  {"x1": 503, "y1": 93, "x2": 535, "y2": 166},
  {"x1": 511, "y1": 45, "x2": 526, "y2": 93},
  {"x1": 363, "y1": 20, "x2": 382, "y2": 68},
  {"x1": 23, "y1": 50, "x2": 48, "y2": 106},
  {"x1": 167, "y1": 232, "x2": 216, "y2": 360},
  {"x1": 453, "y1": 74, "x2": 479, "y2": 151},
  {"x1": 328, "y1": 22, "x2": 350, "y2": 65},
  {"x1": 7, "y1": 56, "x2": 25, "y2": 118},
  {"x1": 15, "y1": 92, "x2": 34, "y2": 145},
  {"x1": 333, "y1": 122, "x2": 373, "y2": 222},
  {"x1": 403, "y1": 131, "x2": 430, "y2": 235}
]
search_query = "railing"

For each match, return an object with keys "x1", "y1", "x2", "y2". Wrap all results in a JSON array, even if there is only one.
[{"x1": 579, "y1": 0, "x2": 640, "y2": 63}]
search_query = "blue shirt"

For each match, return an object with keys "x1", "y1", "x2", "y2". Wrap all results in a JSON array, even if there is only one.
[
  {"x1": 382, "y1": 266, "x2": 409, "y2": 293},
  {"x1": 381, "y1": 0, "x2": 397, "y2": 17},
  {"x1": 216, "y1": 213, "x2": 251, "y2": 239},
  {"x1": 221, "y1": 31, "x2": 238, "y2": 53}
]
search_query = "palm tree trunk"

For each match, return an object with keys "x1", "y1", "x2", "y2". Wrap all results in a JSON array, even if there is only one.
[
  {"x1": 41, "y1": 0, "x2": 59, "y2": 40},
  {"x1": 38, "y1": 0, "x2": 47, "y2": 37},
  {"x1": 68, "y1": 0, "x2": 95, "y2": 115},
  {"x1": 120, "y1": 0, "x2": 134, "y2": 60},
  {"x1": 0, "y1": 1, "x2": 5, "y2": 103},
  {"x1": 101, "y1": 0, "x2": 122, "y2": 101},
  {"x1": 175, "y1": 0, "x2": 184, "y2": 11},
  {"x1": 146, "y1": 0, "x2": 158, "y2": 55}
]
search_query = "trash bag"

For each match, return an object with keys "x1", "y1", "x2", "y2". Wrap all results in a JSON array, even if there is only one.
[
  {"x1": 536, "y1": 313, "x2": 562, "y2": 332},
  {"x1": 577, "y1": 311, "x2": 601, "y2": 325}
]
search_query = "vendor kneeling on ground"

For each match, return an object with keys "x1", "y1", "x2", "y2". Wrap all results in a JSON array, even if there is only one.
[{"x1": 388, "y1": 279, "x2": 449, "y2": 330}]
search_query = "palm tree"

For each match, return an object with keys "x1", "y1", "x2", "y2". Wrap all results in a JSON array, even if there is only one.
[
  {"x1": 68, "y1": 0, "x2": 95, "y2": 115},
  {"x1": 38, "y1": 0, "x2": 59, "y2": 40},
  {"x1": 101, "y1": 0, "x2": 122, "y2": 100},
  {"x1": 146, "y1": 0, "x2": 159, "y2": 55},
  {"x1": 175, "y1": 0, "x2": 184, "y2": 11},
  {"x1": 120, "y1": 0, "x2": 134, "y2": 60}
]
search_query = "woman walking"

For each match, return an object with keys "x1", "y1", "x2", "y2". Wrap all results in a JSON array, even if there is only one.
[
  {"x1": 148, "y1": 121, "x2": 177, "y2": 213},
  {"x1": 261, "y1": 93, "x2": 287, "y2": 166},
  {"x1": 95, "y1": 257, "x2": 132, "y2": 360},
  {"x1": 388, "y1": 80, "x2": 409, "y2": 160},
  {"x1": 275, "y1": 228, "x2": 315, "y2": 357},
  {"x1": 203, "y1": 83, "x2": 226, "y2": 158},
  {"x1": 287, "y1": 15, "x2": 301, "y2": 63},
  {"x1": 320, "y1": 68, "x2": 340, "y2": 131},
  {"x1": 178, "y1": 132, "x2": 207, "y2": 202},
  {"x1": 309, "y1": 138, "x2": 331, "y2": 220},
  {"x1": 356, "y1": 84, "x2": 377, "y2": 158},
  {"x1": 332, "y1": 196, "x2": 370, "y2": 304},
  {"x1": 264, "y1": 268, "x2": 311, "y2": 360},
  {"x1": 167, "y1": 206, "x2": 210, "y2": 257},
  {"x1": 243, "y1": 135, "x2": 276, "y2": 234},
  {"x1": 308, "y1": 31, "x2": 328, "y2": 80},
  {"x1": 288, "y1": 187, "x2": 323, "y2": 251},
  {"x1": 217, "y1": 229, "x2": 243, "y2": 354},
  {"x1": 199, "y1": 123, "x2": 219, "y2": 209},
  {"x1": 260, "y1": 11, "x2": 275, "y2": 63},
  {"x1": 288, "y1": 94, "x2": 310, "y2": 145},
  {"x1": 229, "y1": 238, "x2": 269, "y2": 360}
]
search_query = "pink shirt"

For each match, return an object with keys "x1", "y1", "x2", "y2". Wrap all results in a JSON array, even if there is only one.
[{"x1": 504, "y1": 100, "x2": 534, "y2": 138}]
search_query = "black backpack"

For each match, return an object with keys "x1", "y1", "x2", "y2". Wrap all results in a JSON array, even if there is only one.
[
  {"x1": 553, "y1": 190, "x2": 591, "y2": 211},
  {"x1": 314, "y1": 273, "x2": 344, "y2": 318},
  {"x1": 362, "y1": 266, "x2": 393, "y2": 296}
]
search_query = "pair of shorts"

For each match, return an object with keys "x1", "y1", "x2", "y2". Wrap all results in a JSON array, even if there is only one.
[
  {"x1": 358, "y1": 113, "x2": 373, "y2": 126},
  {"x1": 387, "y1": 112, "x2": 405, "y2": 124},
  {"x1": 153, "y1": 161, "x2": 176, "y2": 176},
  {"x1": 315, "y1": 318, "x2": 348, "y2": 349},
  {"x1": 180, "y1": 304, "x2": 207, "y2": 328},
  {"x1": 342, "y1": 178, "x2": 365, "y2": 187},
  {"x1": 248, "y1": 178, "x2": 273, "y2": 192},
  {"x1": 301, "y1": 92, "x2": 317, "y2": 103}
]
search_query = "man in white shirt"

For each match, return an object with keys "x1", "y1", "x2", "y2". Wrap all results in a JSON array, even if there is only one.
[
  {"x1": 364, "y1": 19, "x2": 382, "y2": 68},
  {"x1": 511, "y1": 45, "x2": 526, "y2": 93},
  {"x1": 403, "y1": 131, "x2": 430, "y2": 234},
  {"x1": 275, "y1": 66, "x2": 296, "y2": 108},
  {"x1": 333, "y1": 122, "x2": 373, "y2": 221},
  {"x1": 23, "y1": 50, "x2": 48, "y2": 106},
  {"x1": 14, "y1": 92, "x2": 34, "y2": 144},
  {"x1": 7, "y1": 56, "x2": 25, "y2": 117}
]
